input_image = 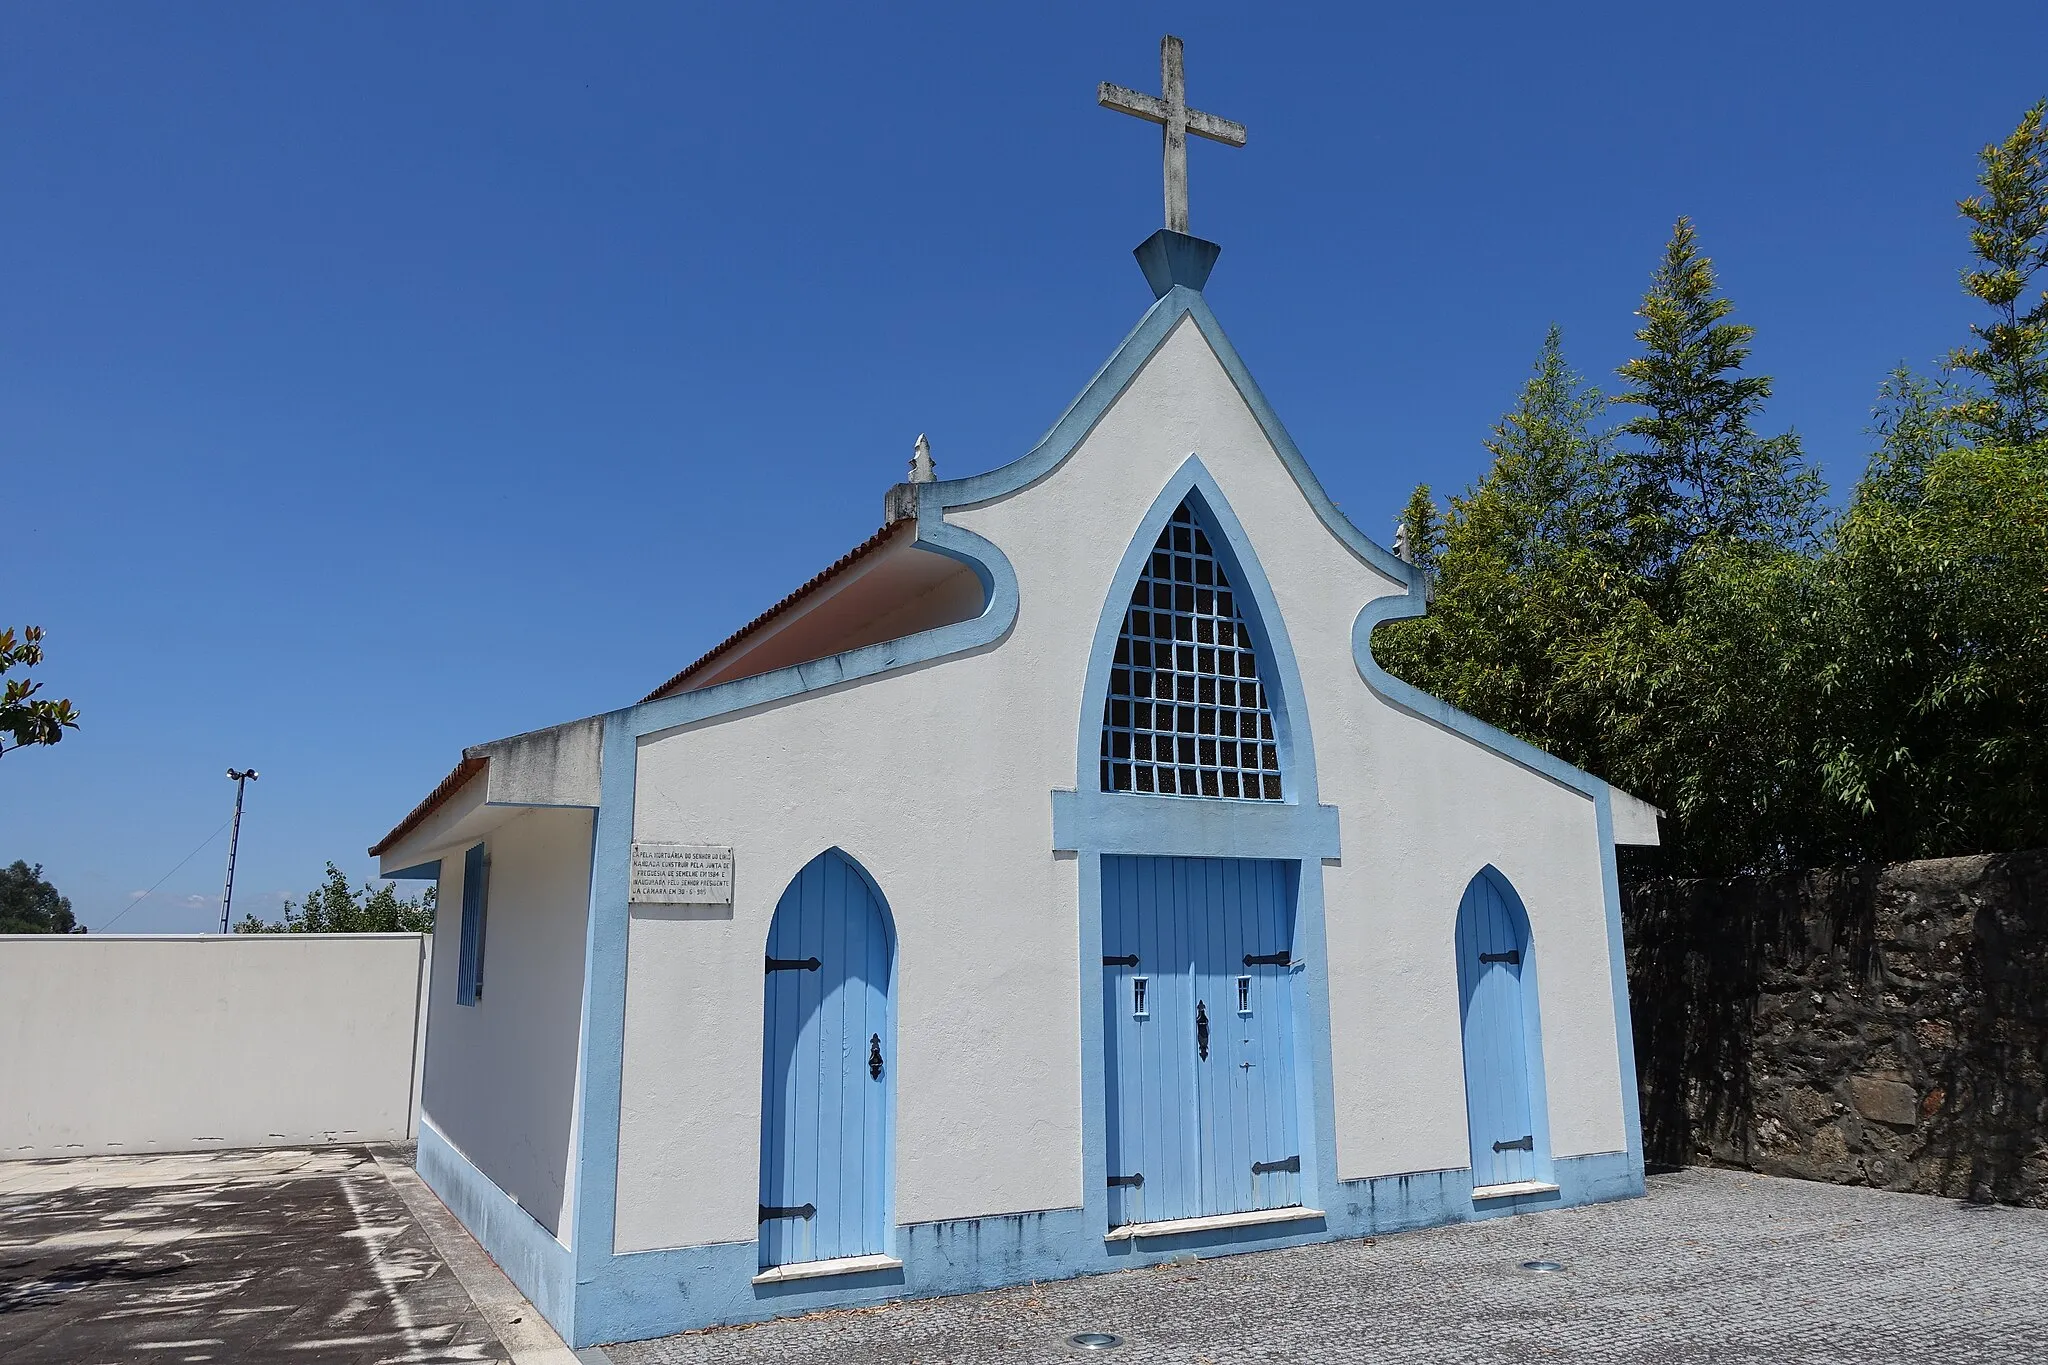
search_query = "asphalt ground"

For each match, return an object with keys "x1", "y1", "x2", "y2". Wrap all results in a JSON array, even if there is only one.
[
  {"x1": 0, "y1": 1145, "x2": 513, "y2": 1365},
  {"x1": 607, "y1": 1167, "x2": 2048, "y2": 1364}
]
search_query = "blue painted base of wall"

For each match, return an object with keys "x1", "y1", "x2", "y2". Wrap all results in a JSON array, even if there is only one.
[
  {"x1": 416, "y1": 1121, "x2": 578, "y2": 1342},
  {"x1": 563, "y1": 1149, "x2": 1642, "y2": 1347}
]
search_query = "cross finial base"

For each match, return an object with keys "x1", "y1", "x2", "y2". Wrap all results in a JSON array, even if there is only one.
[{"x1": 1134, "y1": 229, "x2": 1222, "y2": 299}]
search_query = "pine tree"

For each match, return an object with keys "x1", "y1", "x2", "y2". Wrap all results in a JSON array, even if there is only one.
[
  {"x1": 1950, "y1": 100, "x2": 2048, "y2": 448},
  {"x1": 1375, "y1": 328, "x2": 1635, "y2": 777},
  {"x1": 1395, "y1": 483, "x2": 1440, "y2": 575},
  {"x1": 1615, "y1": 219, "x2": 1821, "y2": 607},
  {"x1": 1379, "y1": 320, "x2": 1825, "y2": 876},
  {"x1": 1475, "y1": 324, "x2": 1620, "y2": 563}
]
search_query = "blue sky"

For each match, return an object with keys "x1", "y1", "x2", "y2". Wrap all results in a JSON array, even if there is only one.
[{"x1": 6, "y1": 3, "x2": 2044, "y2": 932}]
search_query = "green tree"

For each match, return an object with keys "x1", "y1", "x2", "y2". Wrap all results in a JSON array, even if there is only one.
[
  {"x1": 1861, "y1": 366, "x2": 1973, "y2": 504},
  {"x1": 1589, "y1": 541, "x2": 1827, "y2": 875},
  {"x1": 1949, "y1": 100, "x2": 2048, "y2": 447},
  {"x1": 1382, "y1": 299, "x2": 1828, "y2": 877},
  {"x1": 1394, "y1": 482, "x2": 1440, "y2": 575},
  {"x1": 1587, "y1": 220, "x2": 1830, "y2": 874},
  {"x1": 1378, "y1": 123, "x2": 2048, "y2": 880},
  {"x1": 1796, "y1": 101, "x2": 2048, "y2": 863},
  {"x1": 1376, "y1": 327, "x2": 1641, "y2": 785},
  {"x1": 0, "y1": 860, "x2": 77, "y2": 933},
  {"x1": 1477, "y1": 324, "x2": 1624, "y2": 560},
  {"x1": 1614, "y1": 218, "x2": 1823, "y2": 604},
  {"x1": 234, "y1": 862, "x2": 435, "y2": 934},
  {"x1": 1, "y1": 626, "x2": 81, "y2": 756},
  {"x1": 1806, "y1": 440, "x2": 2048, "y2": 861}
]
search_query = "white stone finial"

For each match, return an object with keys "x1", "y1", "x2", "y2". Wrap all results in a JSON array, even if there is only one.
[
  {"x1": 1394, "y1": 520, "x2": 1414, "y2": 565},
  {"x1": 909, "y1": 433, "x2": 936, "y2": 484}
]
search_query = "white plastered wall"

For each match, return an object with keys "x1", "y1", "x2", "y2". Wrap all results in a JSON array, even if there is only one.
[
  {"x1": 418, "y1": 805, "x2": 593, "y2": 1238},
  {"x1": 617, "y1": 315, "x2": 1627, "y2": 1250},
  {"x1": 0, "y1": 934, "x2": 427, "y2": 1158}
]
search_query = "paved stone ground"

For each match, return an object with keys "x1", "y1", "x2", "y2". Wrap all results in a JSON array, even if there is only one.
[
  {"x1": 607, "y1": 1168, "x2": 2048, "y2": 1364},
  {"x1": 0, "y1": 1145, "x2": 511, "y2": 1364}
]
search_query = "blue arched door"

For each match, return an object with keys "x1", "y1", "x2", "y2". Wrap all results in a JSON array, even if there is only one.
[
  {"x1": 758, "y1": 849, "x2": 895, "y2": 1268},
  {"x1": 1455, "y1": 869, "x2": 1544, "y2": 1189}
]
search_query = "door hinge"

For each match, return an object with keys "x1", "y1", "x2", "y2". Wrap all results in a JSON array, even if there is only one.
[
  {"x1": 1492, "y1": 1135, "x2": 1534, "y2": 1153},
  {"x1": 1243, "y1": 951, "x2": 1291, "y2": 967},
  {"x1": 1106, "y1": 1172, "x2": 1144, "y2": 1188},
  {"x1": 1251, "y1": 1155, "x2": 1301, "y2": 1175},
  {"x1": 1479, "y1": 950, "x2": 1521, "y2": 966},
  {"x1": 765, "y1": 955, "x2": 821, "y2": 973},
  {"x1": 1102, "y1": 954, "x2": 1139, "y2": 967},
  {"x1": 758, "y1": 1202, "x2": 816, "y2": 1222}
]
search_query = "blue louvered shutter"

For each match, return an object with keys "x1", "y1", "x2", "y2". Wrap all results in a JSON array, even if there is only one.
[{"x1": 456, "y1": 841, "x2": 490, "y2": 1005}]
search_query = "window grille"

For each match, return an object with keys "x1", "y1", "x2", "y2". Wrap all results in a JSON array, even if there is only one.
[{"x1": 1100, "y1": 501, "x2": 1282, "y2": 800}]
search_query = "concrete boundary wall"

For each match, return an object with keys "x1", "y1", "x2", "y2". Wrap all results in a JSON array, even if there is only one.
[{"x1": 0, "y1": 933, "x2": 430, "y2": 1159}]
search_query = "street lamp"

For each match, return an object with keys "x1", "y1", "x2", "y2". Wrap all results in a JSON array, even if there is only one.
[{"x1": 221, "y1": 768, "x2": 259, "y2": 933}]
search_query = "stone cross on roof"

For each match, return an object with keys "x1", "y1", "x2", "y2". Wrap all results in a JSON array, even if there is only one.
[{"x1": 1098, "y1": 35, "x2": 1247, "y2": 236}]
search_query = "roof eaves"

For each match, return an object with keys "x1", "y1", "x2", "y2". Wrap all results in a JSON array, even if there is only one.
[
  {"x1": 639, "y1": 519, "x2": 909, "y2": 704},
  {"x1": 368, "y1": 522, "x2": 909, "y2": 861},
  {"x1": 367, "y1": 754, "x2": 487, "y2": 857}
]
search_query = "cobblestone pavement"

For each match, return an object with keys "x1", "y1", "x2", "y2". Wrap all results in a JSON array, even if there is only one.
[
  {"x1": 0, "y1": 1146, "x2": 510, "y2": 1364},
  {"x1": 608, "y1": 1168, "x2": 2048, "y2": 1364}
]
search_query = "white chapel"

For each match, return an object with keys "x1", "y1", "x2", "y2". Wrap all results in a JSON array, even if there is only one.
[{"x1": 370, "y1": 36, "x2": 1660, "y2": 1348}]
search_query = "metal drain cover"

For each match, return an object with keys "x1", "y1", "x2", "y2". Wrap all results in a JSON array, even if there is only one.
[
  {"x1": 1068, "y1": 1331, "x2": 1125, "y2": 1351},
  {"x1": 1519, "y1": 1259, "x2": 1565, "y2": 1273}
]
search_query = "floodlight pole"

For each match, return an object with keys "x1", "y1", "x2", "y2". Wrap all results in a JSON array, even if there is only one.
[{"x1": 221, "y1": 768, "x2": 259, "y2": 933}]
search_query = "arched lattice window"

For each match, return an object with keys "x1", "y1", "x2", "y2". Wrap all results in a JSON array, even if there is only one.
[{"x1": 1100, "y1": 501, "x2": 1282, "y2": 800}]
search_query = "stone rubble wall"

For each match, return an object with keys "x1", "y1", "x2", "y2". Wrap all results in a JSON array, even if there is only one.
[{"x1": 1623, "y1": 849, "x2": 2048, "y2": 1205}]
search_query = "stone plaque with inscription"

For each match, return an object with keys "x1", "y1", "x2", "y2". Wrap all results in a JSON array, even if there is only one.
[{"x1": 629, "y1": 842, "x2": 734, "y2": 905}]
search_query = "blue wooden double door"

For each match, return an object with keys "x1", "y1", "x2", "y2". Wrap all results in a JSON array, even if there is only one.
[
  {"x1": 1101, "y1": 856, "x2": 1303, "y2": 1227},
  {"x1": 1455, "y1": 869, "x2": 1545, "y2": 1189},
  {"x1": 758, "y1": 850, "x2": 894, "y2": 1269}
]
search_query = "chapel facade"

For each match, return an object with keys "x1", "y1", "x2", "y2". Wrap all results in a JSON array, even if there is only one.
[{"x1": 371, "y1": 224, "x2": 1659, "y2": 1346}]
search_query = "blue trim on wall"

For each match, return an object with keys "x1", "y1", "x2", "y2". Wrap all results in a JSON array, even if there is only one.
[
  {"x1": 566, "y1": 709, "x2": 639, "y2": 1347},
  {"x1": 1353, "y1": 595, "x2": 1645, "y2": 1169},
  {"x1": 561, "y1": 1149, "x2": 1640, "y2": 1342},
  {"x1": 1054, "y1": 461, "x2": 1344, "y2": 1272},
  {"x1": 416, "y1": 1120, "x2": 575, "y2": 1337},
  {"x1": 932, "y1": 288, "x2": 1414, "y2": 593},
  {"x1": 1593, "y1": 791, "x2": 1647, "y2": 1161},
  {"x1": 1075, "y1": 458, "x2": 1322, "y2": 804},
  {"x1": 428, "y1": 273, "x2": 1649, "y2": 1346},
  {"x1": 1052, "y1": 788, "x2": 1340, "y2": 859},
  {"x1": 384, "y1": 859, "x2": 442, "y2": 881}
]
